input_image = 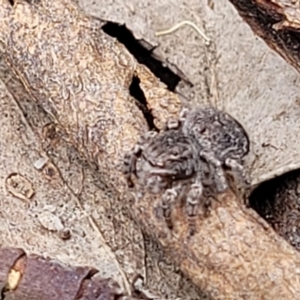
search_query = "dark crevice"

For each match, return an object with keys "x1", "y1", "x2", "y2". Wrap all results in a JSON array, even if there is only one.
[
  {"x1": 129, "y1": 76, "x2": 156, "y2": 130},
  {"x1": 249, "y1": 176, "x2": 279, "y2": 219},
  {"x1": 8, "y1": 0, "x2": 14, "y2": 5},
  {"x1": 249, "y1": 168, "x2": 300, "y2": 218},
  {"x1": 249, "y1": 168, "x2": 300, "y2": 251},
  {"x1": 102, "y1": 22, "x2": 183, "y2": 91}
]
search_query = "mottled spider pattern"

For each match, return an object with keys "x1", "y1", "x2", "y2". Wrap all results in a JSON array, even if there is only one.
[
  {"x1": 178, "y1": 107, "x2": 251, "y2": 193},
  {"x1": 123, "y1": 129, "x2": 213, "y2": 228},
  {"x1": 122, "y1": 106, "x2": 250, "y2": 232}
]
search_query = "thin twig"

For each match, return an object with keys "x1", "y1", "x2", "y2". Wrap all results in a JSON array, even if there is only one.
[{"x1": 155, "y1": 20, "x2": 210, "y2": 45}]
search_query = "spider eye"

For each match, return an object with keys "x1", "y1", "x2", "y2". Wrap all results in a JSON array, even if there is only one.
[{"x1": 171, "y1": 150, "x2": 179, "y2": 157}]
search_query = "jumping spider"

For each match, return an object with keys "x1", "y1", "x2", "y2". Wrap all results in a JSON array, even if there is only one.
[{"x1": 123, "y1": 106, "x2": 250, "y2": 232}]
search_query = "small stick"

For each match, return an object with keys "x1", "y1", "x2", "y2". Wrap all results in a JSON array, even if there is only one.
[{"x1": 155, "y1": 20, "x2": 210, "y2": 45}]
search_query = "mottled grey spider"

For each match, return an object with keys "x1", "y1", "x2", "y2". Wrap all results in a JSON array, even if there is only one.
[{"x1": 122, "y1": 106, "x2": 250, "y2": 232}]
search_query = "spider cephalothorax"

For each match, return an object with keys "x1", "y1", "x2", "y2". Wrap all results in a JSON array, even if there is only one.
[{"x1": 124, "y1": 130, "x2": 202, "y2": 185}]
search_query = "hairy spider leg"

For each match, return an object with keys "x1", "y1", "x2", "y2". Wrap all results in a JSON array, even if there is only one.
[
  {"x1": 200, "y1": 150, "x2": 229, "y2": 193},
  {"x1": 186, "y1": 171, "x2": 204, "y2": 235}
]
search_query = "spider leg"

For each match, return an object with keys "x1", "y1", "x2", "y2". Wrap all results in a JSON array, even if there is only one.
[
  {"x1": 123, "y1": 131, "x2": 158, "y2": 187},
  {"x1": 186, "y1": 174, "x2": 204, "y2": 235},
  {"x1": 123, "y1": 145, "x2": 141, "y2": 187},
  {"x1": 225, "y1": 158, "x2": 250, "y2": 186},
  {"x1": 163, "y1": 119, "x2": 180, "y2": 130},
  {"x1": 200, "y1": 150, "x2": 228, "y2": 193},
  {"x1": 225, "y1": 158, "x2": 251, "y2": 205},
  {"x1": 142, "y1": 130, "x2": 158, "y2": 141},
  {"x1": 161, "y1": 185, "x2": 182, "y2": 229},
  {"x1": 186, "y1": 177, "x2": 203, "y2": 217},
  {"x1": 179, "y1": 107, "x2": 190, "y2": 123},
  {"x1": 146, "y1": 175, "x2": 169, "y2": 194}
]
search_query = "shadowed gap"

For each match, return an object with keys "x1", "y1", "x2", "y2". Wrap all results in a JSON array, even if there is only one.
[
  {"x1": 129, "y1": 76, "x2": 156, "y2": 130},
  {"x1": 102, "y1": 22, "x2": 182, "y2": 91}
]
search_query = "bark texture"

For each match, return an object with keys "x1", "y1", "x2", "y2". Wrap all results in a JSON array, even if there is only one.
[
  {"x1": 229, "y1": 0, "x2": 300, "y2": 74},
  {"x1": 0, "y1": 0, "x2": 300, "y2": 299},
  {"x1": 0, "y1": 247, "x2": 133, "y2": 300}
]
